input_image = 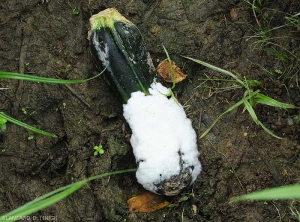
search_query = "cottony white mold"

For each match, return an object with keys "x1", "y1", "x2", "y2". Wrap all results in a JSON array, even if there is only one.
[{"x1": 123, "y1": 81, "x2": 201, "y2": 194}]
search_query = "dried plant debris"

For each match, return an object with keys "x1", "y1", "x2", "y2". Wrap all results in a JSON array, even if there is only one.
[
  {"x1": 127, "y1": 191, "x2": 169, "y2": 213},
  {"x1": 157, "y1": 59, "x2": 187, "y2": 83}
]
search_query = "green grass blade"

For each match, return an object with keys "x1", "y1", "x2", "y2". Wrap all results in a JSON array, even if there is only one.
[
  {"x1": 0, "y1": 69, "x2": 106, "y2": 137},
  {"x1": 0, "y1": 116, "x2": 7, "y2": 130},
  {"x1": 9, "y1": 182, "x2": 85, "y2": 213},
  {"x1": 200, "y1": 99, "x2": 243, "y2": 139},
  {"x1": 243, "y1": 93, "x2": 282, "y2": 139},
  {"x1": 184, "y1": 56, "x2": 295, "y2": 139},
  {"x1": 162, "y1": 46, "x2": 176, "y2": 89},
  {"x1": 243, "y1": 98, "x2": 259, "y2": 125},
  {"x1": 0, "y1": 116, "x2": 7, "y2": 125},
  {"x1": 0, "y1": 112, "x2": 55, "y2": 137},
  {"x1": 258, "y1": 120, "x2": 282, "y2": 139},
  {"x1": 232, "y1": 184, "x2": 300, "y2": 201},
  {"x1": 254, "y1": 93, "x2": 297, "y2": 109},
  {"x1": 0, "y1": 169, "x2": 136, "y2": 222},
  {"x1": 0, "y1": 181, "x2": 86, "y2": 220},
  {"x1": 183, "y1": 56, "x2": 245, "y2": 86},
  {"x1": 200, "y1": 90, "x2": 259, "y2": 138},
  {"x1": 0, "y1": 70, "x2": 104, "y2": 84},
  {"x1": 86, "y1": 168, "x2": 136, "y2": 181},
  {"x1": 245, "y1": 79, "x2": 262, "y2": 87}
]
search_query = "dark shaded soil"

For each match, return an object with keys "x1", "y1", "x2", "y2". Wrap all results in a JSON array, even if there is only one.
[{"x1": 1, "y1": 0, "x2": 300, "y2": 221}]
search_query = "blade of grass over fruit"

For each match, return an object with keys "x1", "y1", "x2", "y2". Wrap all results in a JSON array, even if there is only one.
[
  {"x1": 0, "y1": 112, "x2": 55, "y2": 137},
  {"x1": 162, "y1": 45, "x2": 176, "y2": 90},
  {"x1": 0, "y1": 169, "x2": 136, "y2": 222},
  {"x1": 232, "y1": 184, "x2": 300, "y2": 202},
  {"x1": 109, "y1": 21, "x2": 150, "y2": 98},
  {"x1": 183, "y1": 56, "x2": 245, "y2": 86},
  {"x1": 158, "y1": 46, "x2": 180, "y2": 104},
  {"x1": 0, "y1": 71, "x2": 104, "y2": 84}
]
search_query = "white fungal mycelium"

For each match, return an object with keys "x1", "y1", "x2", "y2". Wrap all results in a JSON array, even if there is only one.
[{"x1": 123, "y1": 81, "x2": 201, "y2": 193}]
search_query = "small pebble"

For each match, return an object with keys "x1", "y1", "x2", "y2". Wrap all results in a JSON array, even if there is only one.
[{"x1": 287, "y1": 117, "x2": 293, "y2": 126}]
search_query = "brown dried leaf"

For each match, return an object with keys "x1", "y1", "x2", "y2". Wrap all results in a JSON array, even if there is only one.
[
  {"x1": 157, "y1": 59, "x2": 187, "y2": 83},
  {"x1": 127, "y1": 191, "x2": 169, "y2": 213}
]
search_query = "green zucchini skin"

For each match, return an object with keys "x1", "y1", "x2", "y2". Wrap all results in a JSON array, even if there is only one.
[{"x1": 89, "y1": 9, "x2": 155, "y2": 102}]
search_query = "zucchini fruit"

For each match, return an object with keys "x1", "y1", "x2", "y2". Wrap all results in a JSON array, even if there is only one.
[
  {"x1": 89, "y1": 8, "x2": 155, "y2": 102},
  {"x1": 89, "y1": 8, "x2": 201, "y2": 196}
]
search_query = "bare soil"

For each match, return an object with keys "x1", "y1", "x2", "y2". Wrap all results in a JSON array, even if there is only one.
[{"x1": 1, "y1": 0, "x2": 300, "y2": 221}]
